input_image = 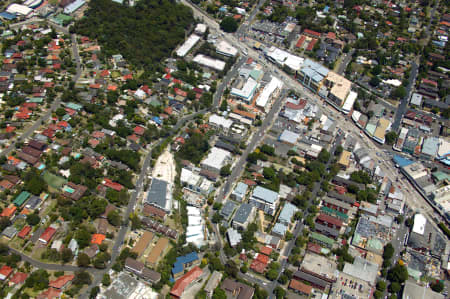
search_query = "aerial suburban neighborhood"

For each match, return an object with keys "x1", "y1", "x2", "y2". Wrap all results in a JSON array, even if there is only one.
[{"x1": 0, "y1": 0, "x2": 448, "y2": 299}]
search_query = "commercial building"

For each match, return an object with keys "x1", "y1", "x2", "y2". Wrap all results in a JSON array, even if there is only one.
[
  {"x1": 407, "y1": 213, "x2": 448, "y2": 257},
  {"x1": 193, "y1": 54, "x2": 226, "y2": 71},
  {"x1": 249, "y1": 186, "x2": 279, "y2": 216},
  {"x1": 265, "y1": 46, "x2": 304, "y2": 72},
  {"x1": 232, "y1": 203, "x2": 255, "y2": 229},
  {"x1": 208, "y1": 114, "x2": 233, "y2": 132},
  {"x1": 201, "y1": 147, "x2": 232, "y2": 173},
  {"x1": 420, "y1": 137, "x2": 440, "y2": 160},
  {"x1": 6, "y1": 4, "x2": 33, "y2": 16},
  {"x1": 230, "y1": 77, "x2": 258, "y2": 102},
  {"x1": 373, "y1": 118, "x2": 391, "y2": 144},
  {"x1": 216, "y1": 40, "x2": 238, "y2": 57},
  {"x1": 170, "y1": 266, "x2": 203, "y2": 298},
  {"x1": 341, "y1": 90, "x2": 357, "y2": 114},
  {"x1": 297, "y1": 59, "x2": 329, "y2": 92},
  {"x1": 124, "y1": 258, "x2": 161, "y2": 284},
  {"x1": 330, "y1": 271, "x2": 373, "y2": 299},
  {"x1": 401, "y1": 280, "x2": 445, "y2": 299},
  {"x1": 324, "y1": 71, "x2": 352, "y2": 108},
  {"x1": 337, "y1": 150, "x2": 351, "y2": 169},
  {"x1": 172, "y1": 252, "x2": 200, "y2": 278},
  {"x1": 279, "y1": 130, "x2": 300, "y2": 145},
  {"x1": 145, "y1": 178, "x2": 171, "y2": 213},
  {"x1": 176, "y1": 34, "x2": 201, "y2": 57},
  {"x1": 343, "y1": 256, "x2": 378, "y2": 285},
  {"x1": 63, "y1": 0, "x2": 85, "y2": 14},
  {"x1": 255, "y1": 76, "x2": 283, "y2": 112}
]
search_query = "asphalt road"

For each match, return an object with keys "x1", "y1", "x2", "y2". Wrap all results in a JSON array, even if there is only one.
[
  {"x1": 337, "y1": 49, "x2": 354, "y2": 75},
  {"x1": 216, "y1": 89, "x2": 287, "y2": 201},
  {"x1": 213, "y1": 57, "x2": 246, "y2": 108},
  {"x1": 391, "y1": 61, "x2": 418, "y2": 132}
]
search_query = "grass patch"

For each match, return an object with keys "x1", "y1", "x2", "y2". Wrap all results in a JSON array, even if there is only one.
[{"x1": 43, "y1": 171, "x2": 67, "y2": 189}]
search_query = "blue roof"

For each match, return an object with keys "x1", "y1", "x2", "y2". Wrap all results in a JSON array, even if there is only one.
[
  {"x1": 323, "y1": 6, "x2": 329, "y2": 13},
  {"x1": 172, "y1": 252, "x2": 199, "y2": 275},
  {"x1": 152, "y1": 116, "x2": 162, "y2": 125},
  {"x1": 0, "y1": 12, "x2": 17, "y2": 20},
  {"x1": 393, "y1": 155, "x2": 414, "y2": 168}
]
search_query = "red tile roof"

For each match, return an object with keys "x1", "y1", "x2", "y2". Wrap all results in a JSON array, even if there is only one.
[
  {"x1": 0, "y1": 180, "x2": 14, "y2": 190},
  {"x1": 289, "y1": 279, "x2": 313, "y2": 294},
  {"x1": 91, "y1": 234, "x2": 106, "y2": 245},
  {"x1": 316, "y1": 213, "x2": 343, "y2": 227},
  {"x1": 102, "y1": 179, "x2": 124, "y2": 192},
  {"x1": 250, "y1": 259, "x2": 267, "y2": 273},
  {"x1": 133, "y1": 126, "x2": 145, "y2": 136},
  {"x1": 260, "y1": 246, "x2": 273, "y2": 256},
  {"x1": 37, "y1": 288, "x2": 61, "y2": 299},
  {"x1": 326, "y1": 32, "x2": 336, "y2": 40},
  {"x1": 39, "y1": 227, "x2": 56, "y2": 244},
  {"x1": 170, "y1": 266, "x2": 203, "y2": 298},
  {"x1": 49, "y1": 275, "x2": 74, "y2": 289},
  {"x1": 0, "y1": 205, "x2": 16, "y2": 218},
  {"x1": 303, "y1": 29, "x2": 321, "y2": 37},
  {"x1": 91, "y1": 131, "x2": 105, "y2": 139},
  {"x1": 9, "y1": 272, "x2": 28, "y2": 285},
  {"x1": 255, "y1": 253, "x2": 269, "y2": 264},
  {"x1": 296, "y1": 35, "x2": 306, "y2": 48},
  {"x1": 5, "y1": 126, "x2": 16, "y2": 133},
  {"x1": 306, "y1": 39, "x2": 318, "y2": 51},
  {"x1": 0, "y1": 265, "x2": 13, "y2": 279},
  {"x1": 18, "y1": 225, "x2": 32, "y2": 239}
]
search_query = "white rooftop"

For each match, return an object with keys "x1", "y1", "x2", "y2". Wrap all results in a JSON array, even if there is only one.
[
  {"x1": 231, "y1": 77, "x2": 258, "y2": 100},
  {"x1": 256, "y1": 76, "x2": 283, "y2": 110},
  {"x1": 412, "y1": 214, "x2": 427, "y2": 235},
  {"x1": 193, "y1": 54, "x2": 226, "y2": 71},
  {"x1": 176, "y1": 34, "x2": 201, "y2": 57},
  {"x1": 209, "y1": 114, "x2": 233, "y2": 129},
  {"x1": 216, "y1": 40, "x2": 238, "y2": 57},
  {"x1": 201, "y1": 147, "x2": 232, "y2": 170}
]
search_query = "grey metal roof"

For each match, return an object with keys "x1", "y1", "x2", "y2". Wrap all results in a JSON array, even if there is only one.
[
  {"x1": 233, "y1": 182, "x2": 248, "y2": 197},
  {"x1": 146, "y1": 178, "x2": 168, "y2": 210},
  {"x1": 278, "y1": 202, "x2": 297, "y2": 224},
  {"x1": 251, "y1": 186, "x2": 278, "y2": 204},
  {"x1": 220, "y1": 201, "x2": 236, "y2": 218},
  {"x1": 233, "y1": 203, "x2": 253, "y2": 224}
]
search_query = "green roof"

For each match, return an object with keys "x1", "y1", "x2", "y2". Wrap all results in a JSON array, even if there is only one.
[
  {"x1": 13, "y1": 191, "x2": 31, "y2": 207},
  {"x1": 432, "y1": 171, "x2": 449, "y2": 182},
  {"x1": 321, "y1": 206, "x2": 348, "y2": 221},
  {"x1": 66, "y1": 102, "x2": 83, "y2": 111},
  {"x1": 310, "y1": 232, "x2": 335, "y2": 246},
  {"x1": 27, "y1": 97, "x2": 44, "y2": 103},
  {"x1": 55, "y1": 13, "x2": 73, "y2": 21},
  {"x1": 249, "y1": 69, "x2": 263, "y2": 81}
]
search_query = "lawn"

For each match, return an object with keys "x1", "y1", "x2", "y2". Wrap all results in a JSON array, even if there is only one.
[{"x1": 43, "y1": 171, "x2": 67, "y2": 189}]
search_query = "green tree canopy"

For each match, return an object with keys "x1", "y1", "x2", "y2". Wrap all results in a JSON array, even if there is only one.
[{"x1": 220, "y1": 17, "x2": 238, "y2": 33}]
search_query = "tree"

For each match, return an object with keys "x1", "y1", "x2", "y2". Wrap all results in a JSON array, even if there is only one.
[
  {"x1": 75, "y1": 228, "x2": 91, "y2": 249},
  {"x1": 385, "y1": 131, "x2": 398, "y2": 145},
  {"x1": 430, "y1": 280, "x2": 444, "y2": 293},
  {"x1": 212, "y1": 288, "x2": 227, "y2": 299},
  {"x1": 25, "y1": 269, "x2": 49, "y2": 291},
  {"x1": 90, "y1": 286, "x2": 100, "y2": 299},
  {"x1": 26, "y1": 213, "x2": 41, "y2": 226},
  {"x1": 369, "y1": 76, "x2": 380, "y2": 87},
  {"x1": 376, "y1": 281, "x2": 387, "y2": 292},
  {"x1": 77, "y1": 253, "x2": 91, "y2": 267},
  {"x1": 383, "y1": 243, "x2": 395, "y2": 260},
  {"x1": 220, "y1": 16, "x2": 238, "y2": 33},
  {"x1": 102, "y1": 273, "x2": 111, "y2": 286},
  {"x1": 60, "y1": 248, "x2": 73, "y2": 263},
  {"x1": 107, "y1": 210, "x2": 122, "y2": 226},
  {"x1": 387, "y1": 263, "x2": 408, "y2": 283},
  {"x1": 220, "y1": 164, "x2": 232, "y2": 177},
  {"x1": 350, "y1": 170, "x2": 372, "y2": 185},
  {"x1": 274, "y1": 286, "x2": 286, "y2": 299},
  {"x1": 389, "y1": 282, "x2": 401, "y2": 293},
  {"x1": 73, "y1": 271, "x2": 91, "y2": 286},
  {"x1": 392, "y1": 86, "x2": 406, "y2": 100}
]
